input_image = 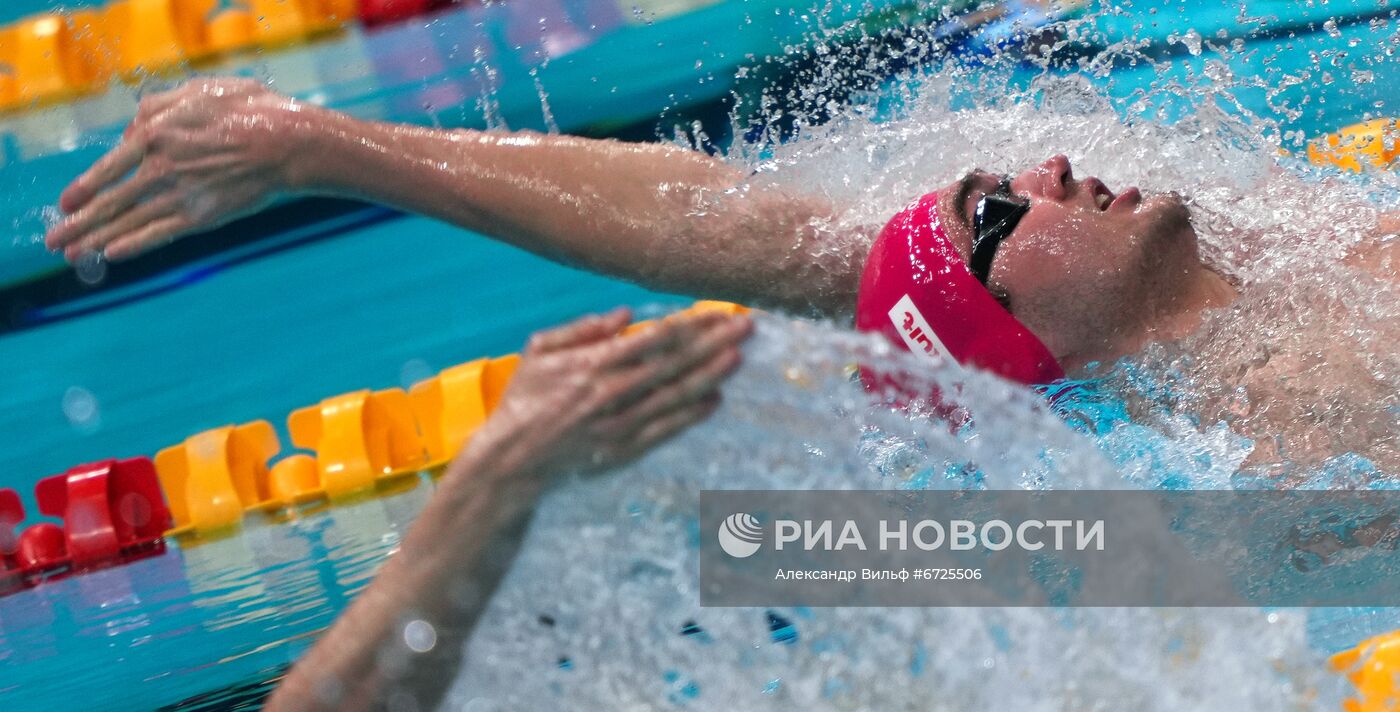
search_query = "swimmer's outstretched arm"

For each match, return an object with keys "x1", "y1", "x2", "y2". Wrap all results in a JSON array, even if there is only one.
[
  {"x1": 266, "y1": 308, "x2": 752, "y2": 712},
  {"x1": 47, "y1": 79, "x2": 867, "y2": 320}
]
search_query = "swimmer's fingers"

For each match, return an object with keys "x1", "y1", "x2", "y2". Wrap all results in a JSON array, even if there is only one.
[
  {"x1": 56, "y1": 137, "x2": 147, "y2": 218},
  {"x1": 594, "y1": 343, "x2": 741, "y2": 436},
  {"x1": 602, "y1": 394, "x2": 723, "y2": 469},
  {"x1": 597, "y1": 310, "x2": 738, "y2": 368},
  {"x1": 602, "y1": 314, "x2": 751, "y2": 411},
  {"x1": 48, "y1": 165, "x2": 158, "y2": 256},
  {"x1": 101, "y1": 215, "x2": 194, "y2": 263},
  {"x1": 60, "y1": 194, "x2": 179, "y2": 261},
  {"x1": 524, "y1": 308, "x2": 632, "y2": 355}
]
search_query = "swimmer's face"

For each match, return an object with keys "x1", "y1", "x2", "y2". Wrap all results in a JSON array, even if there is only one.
[{"x1": 936, "y1": 154, "x2": 1202, "y2": 362}]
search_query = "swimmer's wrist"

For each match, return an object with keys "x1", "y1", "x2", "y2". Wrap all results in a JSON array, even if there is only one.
[
  {"x1": 435, "y1": 431, "x2": 549, "y2": 529},
  {"x1": 444, "y1": 418, "x2": 551, "y2": 488},
  {"x1": 279, "y1": 105, "x2": 355, "y2": 192}
]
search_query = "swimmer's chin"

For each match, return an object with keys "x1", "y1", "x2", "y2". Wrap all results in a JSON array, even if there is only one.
[{"x1": 1140, "y1": 191, "x2": 1190, "y2": 220}]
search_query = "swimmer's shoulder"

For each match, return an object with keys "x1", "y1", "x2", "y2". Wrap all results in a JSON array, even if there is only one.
[{"x1": 1344, "y1": 217, "x2": 1398, "y2": 285}]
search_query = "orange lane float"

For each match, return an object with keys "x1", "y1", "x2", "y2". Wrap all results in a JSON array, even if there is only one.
[
  {"x1": 1, "y1": 301, "x2": 745, "y2": 592},
  {"x1": 8, "y1": 15, "x2": 81, "y2": 104},
  {"x1": 104, "y1": 0, "x2": 186, "y2": 77},
  {"x1": 104, "y1": 0, "x2": 315, "y2": 76},
  {"x1": 1308, "y1": 119, "x2": 1400, "y2": 173},
  {"x1": 155, "y1": 420, "x2": 283, "y2": 536},
  {"x1": 1332, "y1": 629, "x2": 1400, "y2": 712},
  {"x1": 1, "y1": 458, "x2": 172, "y2": 595},
  {"x1": 0, "y1": 27, "x2": 19, "y2": 111},
  {"x1": 246, "y1": 0, "x2": 312, "y2": 48},
  {"x1": 409, "y1": 355, "x2": 520, "y2": 468},
  {"x1": 193, "y1": 0, "x2": 356, "y2": 58},
  {"x1": 65, "y1": 10, "x2": 119, "y2": 90},
  {"x1": 303, "y1": 0, "x2": 363, "y2": 31},
  {"x1": 0, "y1": 12, "x2": 113, "y2": 109},
  {"x1": 202, "y1": 6, "x2": 257, "y2": 56},
  {"x1": 288, "y1": 388, "x2": 429, "y2": 498},
  {"x1": 623, "y1": 300, "x2": 751, "y2": 336},
  {"x1": 0, "y1": 0, "x2": 436, "y2": 115},
  {"x1": 267, "y1": 453, "x2": 326, "y2": 505}
]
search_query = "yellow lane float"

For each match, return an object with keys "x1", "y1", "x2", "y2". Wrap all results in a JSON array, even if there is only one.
[
  {"x1": 155, "y1": 421, "x2": 283, "y2": 536},
  {"x1": 266, "y1": 454, "x2": 326, "y2": 506},
  {"x1": 1308, "y1": 119, "x2": 1399, "y2": 172},
  {"x1": 0, "y1": 12, "x2": 114, "y2": 110},
  {"x1": 409, "y1": 355, "x2": 521, "y2": 468},
  {"x1": 136, "y1": 301, "x2": 747, "y2": 535},
  {"x1": 0, "y1": 0, "x2": 365, "y2": 115},
  {"x1": 1332, "y1": 629, "x2": 1400, "y2": 712},
  {"x1": 288, "y1": 388, "x2": 429, "y2": 499}
]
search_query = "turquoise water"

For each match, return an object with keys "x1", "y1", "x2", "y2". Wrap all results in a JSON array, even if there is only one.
[
  {"x1": 1, "y1": 216, "x2": 685, "y2": 709},
  {"x1": 2, "y1": 0, "x2": 1398, "y2": 708},
  {"x1": 1, "y1": 0, "x2": 876, "y2": 286},
  {"x1": 2, "y1": 486, "x2": 430, "y2": 708}
]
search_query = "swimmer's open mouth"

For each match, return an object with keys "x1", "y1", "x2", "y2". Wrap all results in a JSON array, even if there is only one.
[
  {"x1": 1085, "y1": 178, "x2": 1115, "y2": 211},
  {"x1": 1085, "y1": 178, "x2": 1143, "y2": 212}
]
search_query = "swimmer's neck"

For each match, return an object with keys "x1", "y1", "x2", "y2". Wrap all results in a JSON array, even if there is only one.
[
  {"x1": 1151, "y1": 263, "x2": 1238, "y2": 338},
  {"x1": 1061, "y1": 265, "x2": 1238, "y2": 373}
]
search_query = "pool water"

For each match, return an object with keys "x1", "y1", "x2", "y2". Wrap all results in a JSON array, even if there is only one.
[
  {"x1": 1, "y1": 216, "x2": 687, "y2": 709},
  {"x1": 3, "y1": 487, "x2": 429, "y2": 709},
  {"x1": 2, "y1": 0, "x2": 1398, "y2": 708}
]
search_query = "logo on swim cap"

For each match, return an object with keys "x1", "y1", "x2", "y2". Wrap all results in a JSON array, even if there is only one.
[
  {"x1": 855, "y1": 191, "x2": 1064, "y2": 388},
  {"x1": 889, "y1": 294, "x2": 956, "y2": 367},
  {"x1": 718, "y1": 513, "x2": 763, "y2": 558}
]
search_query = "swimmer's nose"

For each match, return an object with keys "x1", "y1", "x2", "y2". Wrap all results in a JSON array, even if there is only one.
[{"x1": 1012, "y1": 155, "x2": 1072, "y2": 202}]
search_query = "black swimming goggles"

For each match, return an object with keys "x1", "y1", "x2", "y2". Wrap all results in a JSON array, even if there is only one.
[{"x1": 968, "y1": 178, "x2": 1030, "y2": 286}]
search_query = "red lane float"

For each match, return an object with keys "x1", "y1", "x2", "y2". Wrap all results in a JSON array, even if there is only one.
[
  {"x1": 1, "y1": 458, "x2": 171, "y2": 596},
  {"x1": 359, "y1": 0, "x2": 433, "y2": 28},
  {"x1": 1, "y1": 301, "x2": 746, "y2": 598}
]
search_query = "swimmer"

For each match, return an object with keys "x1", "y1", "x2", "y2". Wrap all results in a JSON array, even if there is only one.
[
  {"x1": 265, "y1": 307, "x2": 753, "y2": 712},
  {"x1": 47, "y1": 78, "x2": 1399, "y2": 469}
]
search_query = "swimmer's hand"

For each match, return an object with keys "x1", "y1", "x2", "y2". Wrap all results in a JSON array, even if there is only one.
[
  {"x1": 456, "y1": 306, "x2": 753, "y2": 482},
  {"x1": 45, "y1": 78, "x2": 310, "y2": 262},
  {"x1": 267, "y1": 307, "x2": 750, "y2": 712}
]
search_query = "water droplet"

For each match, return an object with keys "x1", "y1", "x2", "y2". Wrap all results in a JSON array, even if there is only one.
[
  {"x1": 74, "y1": 251, "x2": 107, "y2": 285},
  {"x1": 62, "y1": 386, "x2": 100, "y2": 432},
  {"x1": 403, "y1": 619, "x2": 437, "y2": 653}
]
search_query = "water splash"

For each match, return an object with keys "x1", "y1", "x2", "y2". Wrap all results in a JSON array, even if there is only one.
[
  {"x1": 434, "y1": 8, "x2": 1397, "y2": 708},
  {"x1": 437, "y1": 316, "x2": 1343, "y2": 710}
]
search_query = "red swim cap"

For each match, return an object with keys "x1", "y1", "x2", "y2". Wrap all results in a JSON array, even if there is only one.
[{"x1": 856, "y1": 192, "x2": 1065, "y2": 387}]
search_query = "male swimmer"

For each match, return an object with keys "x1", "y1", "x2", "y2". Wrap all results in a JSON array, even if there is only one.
[{"x1": 46, "y1": 78, "x2": 1400, "y2": 467}]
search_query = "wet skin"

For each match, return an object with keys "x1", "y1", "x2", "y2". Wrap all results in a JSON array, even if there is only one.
[{"x1": 932, "y1": 154, "x2": 1236, "y2": 371}]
